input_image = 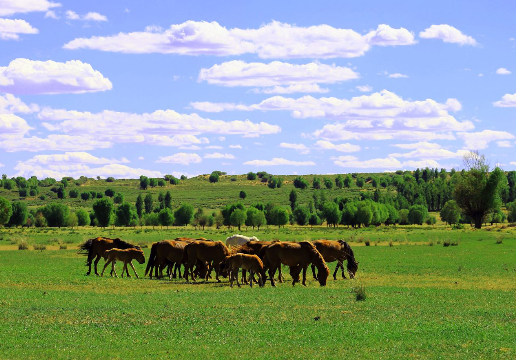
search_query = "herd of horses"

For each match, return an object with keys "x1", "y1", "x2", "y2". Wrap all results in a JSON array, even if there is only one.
[{"x1": 78, "y1": 234, "x2": 359, "y2": 287}]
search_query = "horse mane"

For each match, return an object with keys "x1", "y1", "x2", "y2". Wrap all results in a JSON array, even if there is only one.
[
  {"x1": 340, "y1": 241, "x2": 358, "y2": 274},
  {"x1": 299, "y1": 242, "x2": 326, "y2": 267},
  {"x1": 113, "y1": 238, "x2": 140, "y2": 250}
]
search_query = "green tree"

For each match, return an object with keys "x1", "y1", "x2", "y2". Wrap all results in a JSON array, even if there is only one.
[
  {"x1": 344, "y1": 175, "x2": 352, "y2": 188},
  {"x1": 230, "y1": 208, "x2": 246, "y2": 231},
  {"x1": 322, "y1": 202, "x2": 341, "y2": 227},
  {"x1": 8, "y1": 201, "x2": 28, "y2": 227},
  {"x1": 293, "y1": 206, "x2": 310, "y2": 226},
  {"x1": 113, "y1": 192, "x2": 124, "y2": 204},
  {"x1": 57, "y1": 187, "x2": 66, "y2": 199},
  {"x1": 69, "y1": 189, "x2": 79, "y2": 198},
  {"x1": 105, "y1": 188, "x2": 115, "y2": 197},
  {"x1": 67, "y1": 212, "x2": 78, "y2": 228},
  {"x1": 140, "y1": 176, "x2": 149, "y2": 190},
  {"x1": 289, "y1": 189, "x2": 297, "y2": 210},
  {"x1": 356, "y1": 178, "x2": 365, "y2": 188},
  {"x1": 135, "y1": 194, "x2": 144, "y2": 218},
  {"x1": 165, "y1": 191, "x2": 172, "y2": 209},
  {"x1": 408, "y1": 204, "x2": 428, "y2": 225},
  {"x1": 309, "y1": 213, "x2": 321, "y2": 228},
  {"x1": 174, "y1": 203, "x2": 194, "y2": 226},
  {"x1": 80, "y1": 192, "x2": 90, "y2": 201},
  {"x1": 335, "y1": 175, "x2": 344, "y2": 189},
  {"x1": 453, "y1": 152, "x2": 505, "y2": 229},
  {"x1": 3, "y1": 179, "x2": 13, "y2": 190},
  {"x1": 0, "y1": 197, "x2": 13, "y2": 226},
  {"x1": 41, "y1": 203, "x2": 70, "y2": 228},
  {"x1": 398, "y1": 209, "x2": 409, "y2": 225},
  {"x1": 357, "y1": 202, "x2": 373, "y2": 227},
  {"x1": 149, "y1": 178, "x2": 157, "y2": 187},
  {"x1": 209, "y1": 172, "x2": 220, "y2": 183},
  {"x1": 198, "y1": 214, "x2": 213, "y2": 230},
  {"x1": 271, "y1": 206, "x2": 289, "y2": 228},
  {"x1": 158, "y1": 208, "x2": 174, "y2": 228},
  {"x1": 324, "y1": 178, "x2": 333, "y2": 189},
  {"x1": 239, "y1": 190, "x2": 247, "y2": 200},
  {"x1": 76, "y1": 209, "x2": 90, "y2": 226},
  {"x1": 507, "y1": 201, "x2": 516, "y2": 222},
  {"x1": 144, "y1": 194, "x2": 153, "y2": 214},
  {"x1": 115, "y1": 203, "x2": 138, "y2": 227},
  {"x1": 144, "y1": 212, "x2": 159, "y2": 228},
  {"x1": 93, "y1": 198, "x2": 114, "y2": 228},
  {"x1": 247, "y1": 172, "x2": 257, "y2": 180},
  {"x1": 293, "y1": 177, "x2": 309, "y2": 189},
  {"x1": 440, "y1": 200, "x2": 461, "y2": 225},
  {"x1": 313, "y1": 177, "x2": 321, "y2": 189}
]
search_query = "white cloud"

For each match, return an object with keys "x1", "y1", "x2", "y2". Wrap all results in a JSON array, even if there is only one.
[
  {"x1": 204, "y1": 152, "x2": 235, "y2": 159},
  {"x1": 205, "y1": 145, "x2": 223, "y2": 149},
  {"x1": 155, "y1": 153, "x2": 202, "y2": 165},
  {"x1": 66, "y1": 10, "x2": 106, "y2": 21},
  {"x1": 229, "y1": 144, "x2": 242, "y2": 149},
  {"x1": 388, "y1": 73, "x2": 408, "y2": 78},
  {"x1": 497, "y1": 141, "x2": 512, "y2": 148},
  {"x1": 334, "y1": 156, "x2": 441, "y2": 170},
  {"x1": 138, "y1": 156, "x2": 144, "y2": 160},
  {"x1": 493, "y1": 93, "x2": 516, "y2": 107},
  {"x1": 511, "y1": 162, "x2": 516, "y2": 166},
  {"x1": 314, "y1": 140, "x2": 360, "y2": 152},
  {"x1": 199, "y1": 61, "x2": 358, "y2": 93},
  {"x1": 457, "y1": 130, "x2": 515, "y2": 150},
  {"x1": 0, "y1": 93, "x2": 39, "y2": 114},
  {"x1": 419, "y1": 24, "x2": 477, "y2": 46},
  {"x1": 64, "y1": 21, "x2": 415, "y2": 58},
  {"x1": 314, "y1": 126, "x2": 457, "y2": 142},
  {"x1": 44, "y1": 10, "x2": 58, "y2": 19},
  {"x1": 496, "y1": 68, "x2": 511, "y2": 75},
  {"x1": 37, "y1": 108, "x2": 281, "y2": 148},
  {"x1": 0, "y1": 0, "x2": 60, "y2": 16},
  {"x1": 279, "y1": 142, "x2": 310, "y2": 154},
  {"x1": 356, "y1": 85, "x2": 372, "y2": 92},
  {"x1": 243, "y1": 157, "x2": 315, "y2": 166},
  {"x1": 0, "y1": 163, "x2": 3, "y2": 167},
  {"x1": 0, "y1": 18, "x2": 38, "y2": 40},
  {"x1": 0, "y1": 58, "x2": 112, "y2": 94},
  {"x1": 389, "y1": 148, "x2": 469, "y2": 159},
  {"x1": 0, "y1": 134, "x2": 112, "y2": 152},
  {"x1": 331, "y1": 155, "x2": 358, "y2": 162},
  {"x1": 0, "y1": 113, "x2": 32, "y2": 139},
  {"x1": 392, "y1": 141, "x2": 442, "y2": 150}
]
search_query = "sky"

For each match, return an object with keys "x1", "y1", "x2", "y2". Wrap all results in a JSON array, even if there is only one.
[{"x1": 1, "y1": 0, "x2": 516, "y2": 179}]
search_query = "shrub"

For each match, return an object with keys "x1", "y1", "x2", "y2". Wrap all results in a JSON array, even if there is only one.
[
  {"x1": 239, "y1": 190, "x2": 247, "y2": 199},
  {"x1": 18, "y1": 241, "x2": 29, "y2": 250},
  {"x1": 230, "y1": 176, "x2": 237, "y2": 182},
  {"x1": 59, "y1": 244, "x2": 67, "y2": 250},
  {"x1": 365, "y1": 240, "x2": 371, "y2": 246},
  {"x1": 106, "y1": 177, "x2": 115, "y2": 182},
  {"x1": 105, "y1": 188, "x2": 115, "y2": 197},
  {"x1": 209, "y1": 172, "x2": 220, "y2": 183},
  {"x1": 69, "y1": 189, "x2": 79, "y2": 198},
  {"x1": 33, "y1": 244, "x2": 47, "y2": 251},
  {"x1": 293, "y1": 177, "x2": 309, "y2": 189},
  {"x1": 247, "y1": 172, "x2": 257, "y2": 180},
  {"x1": 352, "y1": 282, "x2": 366, "y2": 301},
  {"x1": 425, "y1": 216, "x2": 437, "y2": 225}
]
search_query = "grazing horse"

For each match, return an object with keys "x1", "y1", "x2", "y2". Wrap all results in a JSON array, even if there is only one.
[
  {"x1": 145, "y1": 240, "x2": 188, "y2": 279},
  {"x1": 183, "y1": 241, "x2": 230, "y2": 282},
  {"x1": 263, "y1": 241, "x2": 329, "y2": 287},
  {"x1": 311, "y1": 240, "x2": 359, "y2": 280},
  {"x1": 79, "y1": 237, "x2": 140, "y2": 276},
  {"x1": 219, "y1": 254, "x2": 265, "y2": 288},
  {"x1": 101, "y1": 248, "x2": 145, "y2": 278},
  {"x1": 234, "y1": 240, "x2": 283, "y2": 284},
  {"x1": 225, "y1": 234, "x2": 259, "y2": 247}
]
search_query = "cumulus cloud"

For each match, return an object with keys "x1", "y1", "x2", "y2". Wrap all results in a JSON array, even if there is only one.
[
  {"x1": 496, "y1": 68, "x2": 511, "y2": 75},
  {"x1": 493, "y1": 93, "x2": 516, "y2": 107},
  {"x1": 388, "y1": 73, "x2": 408, "y2": 78},
  {"x1": 0, "y1": 134, "x2": 112, "y2": 152},
  {"x1": 198, "y1": 61, "x2": 358, "y2": 93},
  {"x1": 334, "y1": 156, "x2": 441, "y2": 170},
  {"x1": 63, "y1": 21, "x2": 415, "y2": 58},
  {"x1": 243, "y1": 157, "x2": 316, "y2": 166},
  {"x1": 497, "y1": 141, "x2": 512, "y2": 148},
  {"x1": 204, "y1": 152, "x2": 235, "y2": 159},
  {"x1": 229, "y1": 144, "x2": 242, "y2": 149},
  {"x1": 389, "y1": 148, "x2": 469, "y2": 159},
  {"x1": 279, "y1": 142, "x2": 310, "y2": 154},
  {"x1": 0, "y1": 113, "x2": 33, "y2": 139},
  {"x1": 419, "y1": 24, "x2": 477, "y2": 46},
  {"x1": 0, "y1": 18, "x2": 38, "y2": 40},
  {"x1": 0, "y1": 0, "x2": 60, "y2": 16},
  {"x1": 155, "y1": 153, "x2": 202, "y2": 165},
  {"x1": 44, "y1": 10, "x2": 58, "y2": 19},
  {"x1": 36, "y1": 107, "x2": 280, "y2": 149},
  {"x1": 205, "y1": 145, "x2": 223, "y2": 149},
  {"x1": 457, "y1": 130, "x2": 515, "y2": 150},
  {"x1": 0, "y1": 93, "x2": 39, "y2": 113},
  {"x1": 314, "y1": 140, "x2": 360, "y2": 152},
  {"x1": 253, "y1": 84, "x2": 330, "y2": 94},
  {"x1": 392, "y1": 141, "x2": 442, "y2": 150},
  {"x1": 66, "y1": 10, "x2": 107, "y2": 22},
  {"x1": 0, "y1": 58, "x2": 112, "y2": 94}
]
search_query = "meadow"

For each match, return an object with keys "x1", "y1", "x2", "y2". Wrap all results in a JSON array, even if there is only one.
[{"x1": 0, "y1": 225, "x2": 515, "y2": 359}]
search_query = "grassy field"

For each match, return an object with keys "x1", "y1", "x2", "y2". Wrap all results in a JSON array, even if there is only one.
[{"x1": 0, "y1": 226, "x2": 515, "y2": 359}]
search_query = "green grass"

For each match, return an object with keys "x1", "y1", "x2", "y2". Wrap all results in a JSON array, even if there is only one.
[{"x1": 0, "y1": 227, "x2": 515, "y2": 359}]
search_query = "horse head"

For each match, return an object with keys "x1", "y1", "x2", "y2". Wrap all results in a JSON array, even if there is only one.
[{"x1": 135, "y1": 250, "x2": 146, "y2": 264}]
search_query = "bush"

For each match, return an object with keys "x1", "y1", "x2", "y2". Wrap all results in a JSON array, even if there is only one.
[
  {"x1": 239, "y1": 190, "x2": 247, "y2": 199},
  {"x1": 352, "y1": 282, "x2": 366, "y2": 301},
  {"x1": 209, "y1": 172, "x2": 220, "y2": 183},
  {"x1": 293, "y1": 177, "x2": 309, "y2": 189},
  {"x1": 18, "y1": 241, "x2": 29, "y2": 250},
  {"x1": 425, "y1": 216, "x2": 437, "y2": 225},
  {"x1": 113, "y1": 193, "x2": 124, "y2": 204},
  {"x1": 247, "y1": 172, "x2": 257, "y2": 180},
  {"x1": 69, "y1": 189, "x2": 79, "y2": 198},
  {"x1": 106, "y1": 177, "x2": 115, "y2": 182},
  {"x1": 105, "y1": 188, "x2": 115, "y2": 197},
  {"x1": 33, "y1": 244, "x2": 47, "y2": 251},
  {"x1": 408, "y1": 205, "x2": 428, "y2": 225},
  {"x1": 18, "y1": 188, "x2": 28, "y2": 197}
]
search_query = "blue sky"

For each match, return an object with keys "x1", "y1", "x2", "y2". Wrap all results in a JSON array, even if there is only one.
[{"x1": 1, "y1": 0, "x2": 515, "y2": 179}]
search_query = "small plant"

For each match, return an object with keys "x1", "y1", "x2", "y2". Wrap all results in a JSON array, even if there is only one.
[
  {"x1": 443, "y1": 240, "x2": 450, "y2": 247},
  {"x1": 436, "y1": 240, "x2": 441, "y2": 244},
  {"x1": 428, "y1": 241, "x2": 434, "y2": 246},
  {"x1": 496, "y1": 238, "x2": 503, "y2": 244},
  {"x1": 450, "y1": 241, "x2": 459, "y2": 246},
  {"x1": 365, "y1": 240, "x2": 370, "y2": 246},
  {"x1": 352, "y1": 282, "x2": 367, "y2": 301},
  {"x1": 389, "y1": 241, "x2": 393, "y2": 247},
  {"x1": 18, "y1": 241, "x2": 29, "y2": 250},
  {"x1": 33, "y1": 244, "x2": 47, "y2": 251},
  {"x1": 59, "y1": 244, "x2": 67, "y2": 250}
]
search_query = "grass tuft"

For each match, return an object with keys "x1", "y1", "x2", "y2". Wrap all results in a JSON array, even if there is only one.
[
  {"x1": 365, "y1": 240, "x2": 371, "y2": 246},
  {"x1": 59, "y1": 244, "x2": 68, "y2": 250},
  {"x1": 33, "y1": 244, "x2": 47, "y2": 251},
  {"x1": 352, "y1": 281, "x2": 367, "y2": 301},
  {"x1": 18, "y1": 241, "x2": 29, "y2": 250},
  {"x1": 496, "y1": 238, "x2": 503, "y2": 244}
]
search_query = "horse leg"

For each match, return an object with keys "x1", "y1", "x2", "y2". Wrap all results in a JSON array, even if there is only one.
[
  {"x1": 302, "y1": 266, "x2": 308, "y2": 286},
  {"x1": 278, "y1": 266, "x2": 284, "y2": 283},
  {"x1": 94, "y1": 254, "x2": 101, "y2": 276},
  {"x1": 341, "y1": 261, "x2": 347, "y2": 279},
  {"x1": 242, "y1": 269, "x2": 247, "y2": 284},
  {"x1": 311, "y1": 264, "x2": 318, "y2": 280},
  {"x1": 249, "y1": 270, "x2": 253, "y2": 288},
  {"x1": 333, "y1": 262, "x2": 339, "y2": 280},
  {"x1": 124, "y1": 262, "x2": 131, "y2": 277},
  {"x1": 86, "y1": 252, "x2": 94, "y2": 275},
  {"x1": 101, "y1": 259, "x2": 112, "y2": 276},
  {"x1": 112, "y1": 261, "x2": 118, "y2": 278},
  {"x1": 235, "y1": 269, "x2": 241, "y2": 288},
  {"x1": 269, "y1": 266, "x2": 276, "y2": 287},
  {"x1": 215, "y1": 264, "x2": 221, "y2": 283},
  {"x1": 130, "y1": 261, "x2": 139, "y2": 278}
]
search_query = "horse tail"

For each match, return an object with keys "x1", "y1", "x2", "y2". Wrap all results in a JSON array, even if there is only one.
[
  {"x1": 342, "y1": 241, "x2": 358, "y2": 275},
  {"x1": 78, "y1": 239, "x2": 94, "y2": 265},
  {"x1": 145, "y1": 242, "x2": 158, "y2": 276}
]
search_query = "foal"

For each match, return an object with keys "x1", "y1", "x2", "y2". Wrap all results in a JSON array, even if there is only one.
[
  {"x1": 220, "y1": 254, "x2": 265, "y2": 288},
  {"x1": 101, "y1": 248, "x2": 145, "y2": 278}
]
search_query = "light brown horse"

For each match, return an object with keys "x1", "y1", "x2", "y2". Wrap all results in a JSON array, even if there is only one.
[
  {"x1": 263, "y1": 241, "x2": 329, "y2": 287},
  {"x1": 145, "y1": 240, "x2": 188, "y2": 279},
  {"x1": 101, "y1": 248, "x2": 145, "y2": 278},
  {"x1": 79, "y1": 237, "x2": 140, "y2": 275},
  {"x1": 311, "y1": 240, "x2": 359, "y2": 280},
  {"x1": 183, "y1": 241, "x2": 230, "y2": 282},
  {"x1": 233, "y1": 240, "x2": 283, "y2": 284},
  {"x1": 219, "y1": 254, "x2": 266, "y2": 288}
]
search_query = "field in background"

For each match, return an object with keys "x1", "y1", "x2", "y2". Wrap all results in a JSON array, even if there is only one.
[{"x1": 0, "y1": 225, "x2": 515, "y2": 358}]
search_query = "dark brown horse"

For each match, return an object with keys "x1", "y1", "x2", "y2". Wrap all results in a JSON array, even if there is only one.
[
  {"x1": 79, "y1": 237, "x2": 140, "y2": 276},
  {"x1": 311, "y1": 240, "x2": 358, "y2": 280},
  {"x1": 183, "y1": 241, "x2": 230, "y2": 282},
  {"x1": 263, "y1": 241, "x2": 329, "y2": 287},
  {"x1": 145, "y1": 240, "x2": 188, "y2": 279}
]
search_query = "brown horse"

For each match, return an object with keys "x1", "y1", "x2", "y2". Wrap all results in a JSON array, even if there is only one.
[
  {"x1": 79, "y1": 237, "x2": 140, "y2": 275},
  {"x1": 101, "y1": 248, "x2": 145, "y2": 278},
  {"x1": 263, "y1": 241, "x2": 329, "y2": 287},
  {"x1": 233, "y1": 240, "x2": 283, "y2": 284},
  {"x1": 183, "y1": 241, "x2": 230, "y2": 282},
  {"x1": 311, "y1": 240, "x2": 359, "y2": 280},
  {"x1": 145, "y1": 240, "x2": 188, "y2": 279},
  {"x1": 219, "y1": 254, "x2": 266, "y2": 288}
]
